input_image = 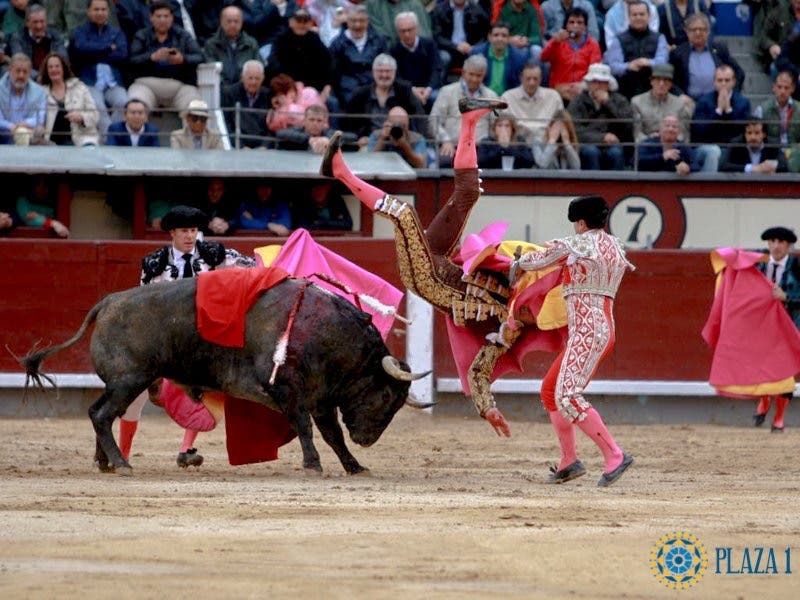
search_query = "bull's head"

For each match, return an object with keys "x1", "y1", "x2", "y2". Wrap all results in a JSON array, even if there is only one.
[{"x1": 342, "y1": 355, "x2": 434, "y2": 447}]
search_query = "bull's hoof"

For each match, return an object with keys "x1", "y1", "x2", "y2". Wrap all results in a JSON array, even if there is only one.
[
  {"x1": 116, "y1": 465, "x2": 134, "y2": 477},
  {"x1": 94, "y1": 459, "x2": 115, "y2": 473},
  {"x1": 303, "y1": 466, "x2": 323, "y2": 476},
  {"x1": 347, "y1": 465, "x2": 370, "y2": 476}
]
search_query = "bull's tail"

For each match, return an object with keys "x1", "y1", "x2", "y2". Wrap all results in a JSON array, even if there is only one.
[{"x1": 17, "y1": 297, "x2": 108, "y2": 397}]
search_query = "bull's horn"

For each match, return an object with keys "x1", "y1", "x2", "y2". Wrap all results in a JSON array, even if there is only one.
[
  {"x1": 382, "y1": 356, "x2": 431, "y2": 381},
  {"x1": 405, "y1": 392, "x2": 437, "y2": 409}
]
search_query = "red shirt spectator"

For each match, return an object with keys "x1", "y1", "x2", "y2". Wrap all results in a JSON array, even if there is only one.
[{"x1": 540, "y1": 6, "x2": 600, "y2": 102}]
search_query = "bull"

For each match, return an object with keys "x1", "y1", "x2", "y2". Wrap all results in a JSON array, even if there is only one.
[{"x1": 21, "y1": 277, "x2": 432, "y2": 475}]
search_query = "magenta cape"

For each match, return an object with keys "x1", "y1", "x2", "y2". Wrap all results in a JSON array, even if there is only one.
[{"x1": 701, "y1": 247, "x2": 800, "y2": 389}]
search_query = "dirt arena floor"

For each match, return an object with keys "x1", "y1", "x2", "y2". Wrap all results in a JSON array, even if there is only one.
[{"x1": 0, "y1": 408, "x2": 798, "y2": 599}]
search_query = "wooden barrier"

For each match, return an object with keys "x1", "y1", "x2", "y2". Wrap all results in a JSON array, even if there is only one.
[{"x1": 0, "y1": 239, "x2": 716, "y2": 381}]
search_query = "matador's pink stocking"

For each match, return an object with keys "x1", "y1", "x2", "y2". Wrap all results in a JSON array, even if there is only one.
[
  {"x1": 548, "y1": 410, "x2": 578, "y2": 470},
  {"x1": 773, "y1": 395, "x2": 789, "y2": 429},
  {"x1": 118, "y1": 418, "x2": 138, "y2": 461},
  {"x1": 576, "y1": 408, "x2": 624, "y2": 473},
  {"x1": 179, "y1": 429, "x2": 199, "y2": 453},
  {"x1": 330, "y1": 148, "x2": 386, "y2": 210},
  {"x1": 454, "y1": 107, "x2": 493, "y2": 169}
]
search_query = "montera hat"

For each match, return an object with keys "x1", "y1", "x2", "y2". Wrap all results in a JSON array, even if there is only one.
[
  {"x1": 161, "y1": 205, "x2": 208, "y2": 231},
  {"x1": 568, "y1": 195, "x2": 609, "y2": 223},
  {"x1": 761, "y1": 226, "x2": 797, "y2": 244}
]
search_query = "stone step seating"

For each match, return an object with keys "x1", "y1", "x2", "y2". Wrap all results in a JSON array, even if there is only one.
[{"x1": 716, "y1": 35, "x2": 772, "y2": 108}]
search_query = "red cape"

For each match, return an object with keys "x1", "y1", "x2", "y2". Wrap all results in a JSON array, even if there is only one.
[{"x1": 701, "y1": 247, "x2": 800, "y2": 389}]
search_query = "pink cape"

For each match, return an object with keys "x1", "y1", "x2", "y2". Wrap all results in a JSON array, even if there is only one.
[
  {"x1": 265, "y1": 228, "x2": 404, "y2": 339},
  {"x1": 701, "y1": 247, "x2": 800, "y2": 390},
  {"x1": 449, "y1": 222, "x2": 567, "y2": 392}
]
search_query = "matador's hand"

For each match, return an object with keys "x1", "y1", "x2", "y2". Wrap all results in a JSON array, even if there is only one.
[{"x1": 483, "y1": 407, "x2": 511, "y2": 437}]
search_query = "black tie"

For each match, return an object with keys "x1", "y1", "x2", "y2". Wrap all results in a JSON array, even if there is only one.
[
  {"x1": 182, "y1": 254, "x2": 194, "y2": 279},
  {"x1": 770, "y1": 263, "x2": 778, "y2": 283}
]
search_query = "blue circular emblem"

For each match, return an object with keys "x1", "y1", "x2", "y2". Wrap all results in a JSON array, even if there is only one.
[{"x1": 650, "y1": 531, "x2": 708, "y2": 590}]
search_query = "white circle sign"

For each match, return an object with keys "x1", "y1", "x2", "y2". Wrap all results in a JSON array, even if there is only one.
[{"x1": 609, "y1": 196, "x2": 664, "y2": 249}]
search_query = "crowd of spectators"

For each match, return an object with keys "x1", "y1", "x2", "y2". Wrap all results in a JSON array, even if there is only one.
[{"x1": 2, "y1": 0, "x2": 800, "y2": 225}]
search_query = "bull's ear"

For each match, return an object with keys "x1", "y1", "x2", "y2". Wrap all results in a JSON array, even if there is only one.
[
  {"x1": 382, "y1": 356, "x2": 431, "y2": 381},
  {"x1": 405, "y1": 393, "x2": 437, "y2": 409}
]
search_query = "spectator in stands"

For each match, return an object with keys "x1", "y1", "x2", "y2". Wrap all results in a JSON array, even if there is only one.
[
  {"x1": 690, "y1": 64, "x2": 750, "y2": 172},
  {"x1": 128, "y1": 0, "x2": 203, "y2": 114},
  {"x1": 306, "y1": 0, "x2": 350, "y2": 47},
  {"x1": 38, "y1": 52, "x2": 100, "y2": 146},
  {"x1": 429, "y1": 54, "x2": 499, "y2": 167},
  {"x1": 292, "y1": 181, "x2": 354, "y2": 231},
  {"x1": 541, "y1": 0, "x2": 600, "y2": 43},
  {"x1": 604, "y1": 0, "x2": 658, "y2": 51},
  {"x1": 720, "y1": 116, "x2": 788, "y2": 173},
  {"x1": 470, "y1": 21, "x2": 528, "y2": 96},
  {"x1": 658, "y1": 0, "x2": 713, "y2": 49},
  {"x1": 431, "y1": 0, "x2": 490, "y2": 74},
  {"x1": 0, "y1": 53, "x2": 46, "y2": 144},
  {"x1": 329, "y1": 5, "x2": 387, "y2": 105},
  {"x1": 198, "y1": 177, "x2": 240, "y2": 235},
  {"x1": 775, "y1": 13, "x2": 800, "y2": 89},
  {"x1": 367, "y1": 105, "x2": 427, "y2": 167},
  {"x1": 0, "y1": 205, "x2": 17, "y2": 234},
  {"x1": 754, "y1": 70, "x2": 800, "y2": 148},
  {"x1": 476, "y1": 113, "x2": 534, "y2": 168},
  {"x1": 631, "y1": 63, "x2": 692, "y2": 142},
  {"x1": 497, "y1": 0, "x2": 543, "y2": 63},
  {"x1": 501, "y1": 62, "x2": 563, "y2": 144},
  {"x1": 68, "y1": 0, "x2": 128, "y2": 137},
  {"x1": 267, "y1": 7, "x2": 335, "y2": 104},
  {"x1": 604, "y1": 0, "x2": 668, "y2": 100},
  {"x1": 276, "y1": 103, "x2": 359, "y2": 152},
  {"x1": 170, "y1": 98, "x2": 224, "y2": 149},
  {"x1": 540, "y1": 7, "x2": 601, "y2": 103},
  {"x1": 9, "y1": 4, "x2": 67, "y2": 78},
  {"x1": 2, "y1": 0, "x2": 28, "y2": 37},
  {"x1": 235, "y1": 0, "x2": 293, "y2": 61},
  {"x1": 16, "y1": 175, "x2": 69, "y2": 236},
  {"x1": 636, "y1": 113, "x2": 696, "y2": 173},
  {"x1": 222, "y1": 59, "x2": 271, "y2": 149},
  {"x1": 203, "y1": 5, "x2": 260, "y2": 88},
  {"x1": 567, "y1": 62, "x2": 633, "y2": 170},
  {"x1": 47, "y1": 0, "x2": 121, "y2": 36},
  {"x1": 366, "y1": 0, "x2": 431, "y2": 45},
  {"x1": 265, "y1": 72, "x2": 323, "y2": 133},
  {"x1": 237, "y1": 183, "x2": 292, "y2": 235},
  {"x1": 533, "y1": 108, "x2": 581, "y2": 169},
  {"x1": 346, "y1": 52, "x2": 426, "y2": 143},
  {"x1": 116, "y1": 0, "x2": 191, "y2": 47},
  {"x1": 106, "y1": 97, "x2": 160, "y2": 146},
  {"x1": 669, "y1": 13, "x2": 744, "y2": 101},
  {"x1": 757, "y1": 0, "x2": 800, "y2": 75},
  {"x1": 390, "y1": 11, "x2": 442, "y2": 110}
]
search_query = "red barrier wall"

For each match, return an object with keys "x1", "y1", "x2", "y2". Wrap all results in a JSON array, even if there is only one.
[{"x1": 0, "y1": 239, "x2": 715, "y2": 380}]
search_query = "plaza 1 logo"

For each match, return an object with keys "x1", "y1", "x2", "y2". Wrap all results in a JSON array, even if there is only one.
[
  {"x1": 608, "y1": 196, "x2": 663, "y2": 249},
  {"x1": 650, "y1": 531, "x2": 708, "y2": 590}
]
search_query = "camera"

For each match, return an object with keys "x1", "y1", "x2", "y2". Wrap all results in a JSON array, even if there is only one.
[
  {"x1": 390, "y1": 125, "x2": 404, "y2": 140},
  {"x1": 568, "y1": 31, "x2": 577, "y2": 39}
]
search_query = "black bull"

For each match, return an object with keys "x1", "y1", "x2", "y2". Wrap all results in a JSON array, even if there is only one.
[{"x1": 21, "y1": 277, "x2": 431, "y2": 475}]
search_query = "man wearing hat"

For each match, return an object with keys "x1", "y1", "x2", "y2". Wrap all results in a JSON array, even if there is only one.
[
  {"x1": 117, "y1": 205, "x2": 256, "y2": 468},
  {"x1": 512, "y1": 194, "x2": 635, "y2": 486},
  {"x1": 631, "y1": 63, "x2": 692, "y2": 143},
  {"x1": 567, "y1": 62, "x2": 634, "y2": 171},
  {"x1": 169, "y1": 99, "x2": 224, "y2": 149},
  {"x1": 751, "y1": 226, "x2": 799, "y2": 431}
]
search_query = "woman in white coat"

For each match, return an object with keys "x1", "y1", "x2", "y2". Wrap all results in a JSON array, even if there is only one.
[{"x1": 38, "y1": 53, "x2": 100, "y2": 146}]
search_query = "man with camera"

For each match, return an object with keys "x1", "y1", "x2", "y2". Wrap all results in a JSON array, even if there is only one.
[
  {"x1": 367, "y1": 105, "x2": 427, "y2": 168},
  {"x1": 540, "y1": 7, "x2": 601, "y2": 103}
]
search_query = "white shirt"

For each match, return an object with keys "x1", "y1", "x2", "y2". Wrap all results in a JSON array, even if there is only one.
[
  {"x1": 768, "y1": 256, "x2": 788, "y2": 284},
  {"x1": 171, "y1": 246, "x2": 196, "y2": 277}
]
